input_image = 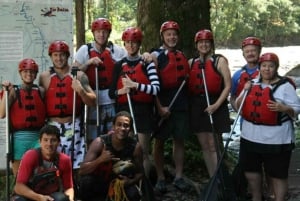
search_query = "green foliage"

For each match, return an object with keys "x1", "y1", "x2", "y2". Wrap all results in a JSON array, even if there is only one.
[
  {"x1": 91, "y1": 0, "x2": 138, "y2": 44},
  {"x1": 210, "y1": 0, "x2": 300, "y2": 47}
]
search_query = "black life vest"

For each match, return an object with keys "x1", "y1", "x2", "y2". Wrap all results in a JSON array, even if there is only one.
[
  {"x1": 28, "y1": 148, "x2": 62, "y2": 195},
  {"x1": 92, "y1": 134, "x2": 137, "y2": 181}
]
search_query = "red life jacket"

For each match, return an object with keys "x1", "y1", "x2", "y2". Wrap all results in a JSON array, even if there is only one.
[
  {"x1": 236, "y1": 67, "x2": 259, "y2": 97},
  {"x1": 242, "y1": 77, "x2": 292, "y2": 125},
  {"x1": 45, "y1": 68, "x2": 82, "y2": 117},
  {"x1": 188, "y1": 56, "x2": 223, "y2": 95},
  {"x1": 10, "y1": 85, "x2": 46, "y2": 131},
  {"x1": 28, "y1": 149, "x2": 61, "y2": 195},
  {"x1": 157, "y1": 50, "x2": 189, "y2": 89},
  {"x1": 117, "y1": 60, "x2": 153, "y2": 104},
  {"x1": 86, "y1": 44, "x2": 115, "y2": 89}
]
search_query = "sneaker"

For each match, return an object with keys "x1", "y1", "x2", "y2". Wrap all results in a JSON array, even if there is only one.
[
  {"x1": 173, "y1": 178, "x2": 190, "y2": 191},
  {"x1": 155, "y1": 180, "x2": 167, "y2": 193}
]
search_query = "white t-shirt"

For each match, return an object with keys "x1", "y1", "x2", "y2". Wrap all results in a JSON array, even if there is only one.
[
  {"x1": 241, "y1": 80, "x2": 300, "y2": 145},
  {"x1": 74, "y1": 42, "x2": 127, "y2": 105}
]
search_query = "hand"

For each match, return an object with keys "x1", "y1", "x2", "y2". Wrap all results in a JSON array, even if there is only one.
[
  {"x1": 244, "y1": 81, "x2": 252, "y2": 91},
  {"x1": 38, "y1": 194, "x2": 54, "y2": 201},
  {"x1": 141, "y1": 52, "x2": 153, "y2": 63},
  {"x1": 118, "y1": 87, "x2": 130, "y2": 95},
  {"x1": 99, "y1": 144, "x2": 120, "y2": 163},
  {"x1": 122, "y1": 74, "x2": 138, "y2": 89},
  {"x1": 87, "y1": 57, "x2": 103, "y2": 66},
  {"x1": 159, "y1": 106, "x2": 170, "y2": 118},
  {"x1": 71, "y1": 78, "x2": 83, "y2": 93},
  {"x1": 267, "y1": 100, "x2": 282, "y2": 112},
  {"x1": 2, "y1": 80, "x2": 13, "y2": 91},
  {"x1": 205, "y1": 104, "x2": 217, "y2": 115}
]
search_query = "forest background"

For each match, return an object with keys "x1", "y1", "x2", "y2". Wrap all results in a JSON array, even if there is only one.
[
  {"x1": 1, "y1": 0, "x2": 300, "y2": 199},
  {"x1": 74, "y1": 0, "x2": 300, "y2": 59}
]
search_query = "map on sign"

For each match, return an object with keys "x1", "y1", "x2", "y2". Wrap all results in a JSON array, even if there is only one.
[{"x1": 0, "y1": 0, "x2": 73, "y2": 169}]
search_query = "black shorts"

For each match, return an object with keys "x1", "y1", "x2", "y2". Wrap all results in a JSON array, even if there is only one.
[
  {"x1": 189, "y1": 96, "x2": 231, "y2": 133},
  {"x1": 117, "y1": 103, "x2": 155, "y2": 134},
  {"x1": 239, "y1": 139, "x2": 292, "y2": 179},
  {"x1": 154, "y1": 110, "x2": 190, "y2": 140}
]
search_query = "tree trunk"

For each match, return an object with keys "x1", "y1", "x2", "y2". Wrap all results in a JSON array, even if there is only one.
[
  {"x1": 75, "y1": 0, "x2": 85, "y2": 50},
  {"x1": 137, "y1": 0, "x2": 211, "y2": 58}
]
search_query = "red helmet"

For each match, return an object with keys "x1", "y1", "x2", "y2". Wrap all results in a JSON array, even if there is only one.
[
  {"x1": 259, "y1": 53, "x2": 279, "y2": 67},
  {"x1": 242, "y1": 37, "x2": 261, "y2": 48},
  {"x1": 48, "y1": 41, "x2": 70, "y2": 56},
  {"x1": 18, "y1": 58, "x2": 39, "y2": 73},
  {"x1": 160, "y1": 21, "x2": 180, "y2": 34},
  {"x1": 122, "y1": 27, "x2": 143, "y2": 42},
  {"x1": 194, "y1": 29, "x2": 213, "y2": 42},
  {"x1": 91, "y1": 18, "x2": 112, "y2": 32}
]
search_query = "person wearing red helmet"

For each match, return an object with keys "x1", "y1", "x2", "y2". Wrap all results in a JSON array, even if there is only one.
[
  {"x1": 236, "y1": 53, "x2": 300, "y2": 201},
  {"x1": 108, "y1": 27, "x2": 160, "y2": 178},
  {"x1": 0, "y1": 58, "x2": 46, "y2": 176},
  {"x1": 188, "y1": 29, "x2": 231, "y2": 178},
  {"x1": 39, "y1": 40, "x2": 96, "y2": 170},
  {"x1": 230, "y1": 36, "x2": 262, "y2": 111},
  {"x1": 151, "y1": 20, "x2": 190, "y2": 193},
  {"x1": 73, "y1": 18, "x2": 127, "y2": 143}
]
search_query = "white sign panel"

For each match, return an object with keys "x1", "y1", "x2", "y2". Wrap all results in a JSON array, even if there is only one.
[{"x1": 0, "y1": 0, "x2": 73, "y2": 170}]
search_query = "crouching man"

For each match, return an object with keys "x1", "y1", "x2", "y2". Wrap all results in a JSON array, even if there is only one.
[
  {"x1": 13, "y1": 125, "x2": 74, "y2": 201},
  {"x1": 79, "y1": 111, "x2": 144, "y2": 201}
]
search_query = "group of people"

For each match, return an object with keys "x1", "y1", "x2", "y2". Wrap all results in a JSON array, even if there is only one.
[{"x1": 0, "y1": 16, "x2": 299, "y2": 201}]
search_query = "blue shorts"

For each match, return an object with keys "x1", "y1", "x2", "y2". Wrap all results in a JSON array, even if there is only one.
[{"x1": 13, "y1": 130, "x2": 40, "y2": 160}]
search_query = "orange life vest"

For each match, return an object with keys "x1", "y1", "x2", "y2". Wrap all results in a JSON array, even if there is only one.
[
  {"x1": 188, "y1": 56, "x2": 223, "y2": 95},
  {"x1": 157, "y1": 50, "x2": 189, "y2": 89},
  {"x1": 10, "y1": 85, "x2": 46, "y2": 130},
  {"x1": 86, "y1": 44, "x2": 115, "y2": 89},
  {"x1": 116, "y1": 60, "x2": 153, "y2": 104},
  {"x1": 45, "y1": 68, "x2": 82, "y2": 117},
  {"x1": 242, "y1": 77, "x2": 292, "y2": 125}
]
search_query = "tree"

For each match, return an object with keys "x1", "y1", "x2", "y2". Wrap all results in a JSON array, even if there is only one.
[
  {"x1": 137, "y1": 0, "x2": 211, "y2": 58},
  {"x1": 210, "y1": 0, "x2": 300, "y2": 47},
  {"x1": 75, "y1": 0, "x2": 85, "y2": 50}
]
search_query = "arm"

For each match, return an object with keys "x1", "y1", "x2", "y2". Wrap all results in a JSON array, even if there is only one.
[
  {"x1": 14, "y1": 182, "x2": 53, "y2": 201},
  {"x1": 0, "y1": 81, "x2": 16, "y2": 118},
  {"x1": 73, "y1": 72, "x2": 96, "y2": 106},
  {"x1": 206, "y1": 56, "x2": 231, "y2": 114},
  {"x1": 122, "y1": 62, "x2": 160, "y2": 95},
  {"x1": 229, "y1": 70, "x2": 241, "y2": 111},
  {"x1": 80, "y1": 137, "x2": 118, "y2": 175},
  {"x1": 268, "y1": 83, "x2": 300, "y2": 119},
  {"x1": 74, "y1": 45, "x2": 102, "y2": 72},
  {"x1": 60, "y1": 154, "x2": 74, "y2": 201},
  {"x1": 14, "y1": 150, "x2": 55, "y2": 201}
]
